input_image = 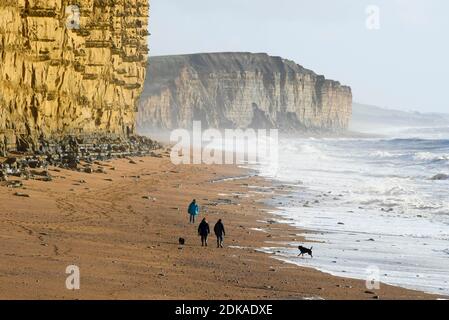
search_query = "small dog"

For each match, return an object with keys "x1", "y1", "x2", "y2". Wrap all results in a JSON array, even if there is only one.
[
  {"x1": 178, "y1": 238, "x2": 185, "y2": 245},
  {"x1": 298, "y1": 245, "x2": 313, "y2": 258}
]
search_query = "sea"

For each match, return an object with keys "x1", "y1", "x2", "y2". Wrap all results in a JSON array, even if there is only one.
[{"x1": 253, "y1": 127, "x2": 449, "y2": 296}]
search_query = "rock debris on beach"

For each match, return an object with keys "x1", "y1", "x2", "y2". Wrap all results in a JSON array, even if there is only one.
[{"x1": 14, "y1": 192, "x2": 30, "y2": 198}]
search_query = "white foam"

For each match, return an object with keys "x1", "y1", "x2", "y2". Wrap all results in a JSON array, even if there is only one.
[{"x1": 255, "y1": 135, "x2": 449, "y2": 296}]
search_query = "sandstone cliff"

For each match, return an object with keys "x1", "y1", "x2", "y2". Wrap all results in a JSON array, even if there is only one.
[
  {"x1": 0, "y1": 0, "x2": 149, "y2": 151},
  {"x1": 137, "y1": 53, "x2": 352, "y2": 132}
]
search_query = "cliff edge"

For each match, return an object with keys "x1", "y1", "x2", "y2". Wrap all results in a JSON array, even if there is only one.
[{"x1": 137, "y1": 52, "x2": 352, "y2": 132}]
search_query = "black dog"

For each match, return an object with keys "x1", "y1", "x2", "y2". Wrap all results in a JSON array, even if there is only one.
[
  {"x1": 298, "y1": 245, "x2": 313, "y2": 258},
  {"x1": 179, "y1": 238, "x2": 185, "y2": 245}
]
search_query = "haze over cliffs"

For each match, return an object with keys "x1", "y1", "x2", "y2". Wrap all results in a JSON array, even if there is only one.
[
  {"x1": 137, "y1": 52, "x2": 352, "y2": 132},
  {"x1": 0, "y1": 0, "x2": 149, "y2": 151}
]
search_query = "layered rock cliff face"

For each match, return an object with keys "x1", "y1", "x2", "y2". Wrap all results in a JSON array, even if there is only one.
[
  {"x1": 137, "y1": 53, "x2": 352, "y2": 132},
  {"x1": 0, "y1": 0, "x2": 149, "y2": 151}
]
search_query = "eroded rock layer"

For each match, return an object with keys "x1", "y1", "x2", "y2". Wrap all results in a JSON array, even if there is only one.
[
  {"x1": 0, "y1": 0, "x2": 149, "y2": 152},
  {"x1": 137, "y1": 53, "x2": 352, "y2": 132}
]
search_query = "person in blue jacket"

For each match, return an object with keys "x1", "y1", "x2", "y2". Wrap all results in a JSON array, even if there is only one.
[{"x1": 188, "y1": 199, "x2": 199, "y2": 223}]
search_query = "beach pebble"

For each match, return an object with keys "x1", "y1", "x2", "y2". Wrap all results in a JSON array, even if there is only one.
[{"x1": 14, "y1": 192, "x2": 30, "y2": 197}]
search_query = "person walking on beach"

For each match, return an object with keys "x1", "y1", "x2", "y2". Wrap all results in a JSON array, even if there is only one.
[
  {"x1": 188, "y1": 199, "x2": 199, "y2": 224},
  {"x1": 214, "y1": 219, "x2": 226, "y2": 248},
  {"x1": 198, "y1": 218, "x2": 210, "y2": 247}
]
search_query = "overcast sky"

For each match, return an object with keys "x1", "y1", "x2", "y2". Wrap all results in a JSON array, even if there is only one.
[{"x1": 149, "y1": 0, "x2": 449, "y2": 113}]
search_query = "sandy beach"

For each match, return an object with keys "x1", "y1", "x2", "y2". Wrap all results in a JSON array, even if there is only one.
[{"x1": 0, "y1": 152, "x2": 439, "y2": 300}]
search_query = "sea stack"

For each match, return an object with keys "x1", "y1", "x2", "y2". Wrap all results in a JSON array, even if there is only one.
[
  {"x1": 137, "y1": 52, "x2": 352, "y2": 132},
  {"x1": 0, "y1": 0, "x2": 150, "y2": 152}
]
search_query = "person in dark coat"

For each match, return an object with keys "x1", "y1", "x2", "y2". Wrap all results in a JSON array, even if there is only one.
[
  {"x1": 188, "y1": 199, "x2": 199, "y2": 224},
  {"x1": 214, "y1": 219, "x2": 226, "y2": 248},
  {"x1": 198, "y1": 218, "x2": 210, "y2": 247}
]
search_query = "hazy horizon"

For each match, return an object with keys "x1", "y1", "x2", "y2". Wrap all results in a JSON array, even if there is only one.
[
  {"x1": 149, "y1": 0, "x2": 449, "y2": 114},
  {"x1": 352, "y1": 102, "x2": 449, "y2": 115}
]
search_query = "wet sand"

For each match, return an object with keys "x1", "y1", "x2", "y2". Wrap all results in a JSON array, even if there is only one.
[{"x1": 0, "y1": 153, "x2": 439, "y2": 299}]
